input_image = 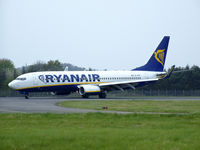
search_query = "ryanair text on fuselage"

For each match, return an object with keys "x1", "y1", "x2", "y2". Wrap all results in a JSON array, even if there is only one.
[{"x1": 39, "y1": 74, "x2": 100, "y2": 83}]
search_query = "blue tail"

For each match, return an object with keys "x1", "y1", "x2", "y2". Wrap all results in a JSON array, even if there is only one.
[{"x1": 133, "y1": 36, "x2": 170, "y2": 72}]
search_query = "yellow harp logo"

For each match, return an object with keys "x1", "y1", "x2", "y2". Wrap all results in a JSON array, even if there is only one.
[{"x1": 154, "y1": 49, "x2": 165, "y2": 66}]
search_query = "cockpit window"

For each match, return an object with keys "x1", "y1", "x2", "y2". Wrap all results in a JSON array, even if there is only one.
[{"x1": 16, "y1": 77, "x2": 26, "y2": 81}]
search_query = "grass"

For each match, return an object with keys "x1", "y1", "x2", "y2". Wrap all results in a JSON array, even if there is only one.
[
  {"x1": 58, "y1": 100, "x2": 200, "y2": 113},
  {"x1": 0, "y1": 113, "x2": 200, "y2": 150},
  {"x1": 1, "y1": 100, "x2": 200, "y2": 150}
]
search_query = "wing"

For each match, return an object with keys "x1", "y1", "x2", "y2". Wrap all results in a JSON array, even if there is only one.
[{"x1": 98, "y1": 78, "x2": 158, "y2": 91}]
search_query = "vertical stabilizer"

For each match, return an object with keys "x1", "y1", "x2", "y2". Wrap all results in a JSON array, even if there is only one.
[{"x1": 133, "y1": 36, "x2": 170, "y2": 72}]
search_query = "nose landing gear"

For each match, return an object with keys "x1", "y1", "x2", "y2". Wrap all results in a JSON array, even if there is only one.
[{"x1": 25, "y1": 92, "x2": 29, "y2": 99}]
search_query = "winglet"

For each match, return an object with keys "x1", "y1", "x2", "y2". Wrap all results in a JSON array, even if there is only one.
[
  {"x1": 156, "y1": 65, "x2": 175, "y2": 79},
  {"x1": 164, "y1": 65, "x2": 175, "y2": 79}
]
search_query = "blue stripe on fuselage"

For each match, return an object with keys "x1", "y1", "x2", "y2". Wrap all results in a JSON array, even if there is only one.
[{"x1": 19, "y1": 84, "x2": 78, "y2": 93}]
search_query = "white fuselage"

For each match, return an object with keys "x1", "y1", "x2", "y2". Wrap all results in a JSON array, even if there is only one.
[
  {"x1": 8, "y1": 36, "x2": 171, "y2": 98},
  {"x1": 8, "y1": 70, "x2": 161, "y2": 92}
]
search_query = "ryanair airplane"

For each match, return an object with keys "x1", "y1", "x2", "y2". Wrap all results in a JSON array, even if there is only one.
[{"x1": 8, "y1": 36, "x2": 174, "y2": 99}]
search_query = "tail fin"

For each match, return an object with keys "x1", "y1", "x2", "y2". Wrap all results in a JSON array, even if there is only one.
[{"x1": 133, "y1": 36, "x2": 170, "y2": 72}]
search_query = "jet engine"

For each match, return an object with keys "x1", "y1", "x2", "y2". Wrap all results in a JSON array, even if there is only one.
[{"x1": 78, "y1": 85, "x2": 101, "y2": 96}]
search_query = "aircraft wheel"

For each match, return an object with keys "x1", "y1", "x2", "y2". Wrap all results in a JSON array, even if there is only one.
[
  {"x1": 25, "y1": 95, "x2": 29, "y2": 99},
  {"x1": 82, "y1": 94, "x2": 89, "y2": 98},
  {"x1": 99, "y1": 92, "x2": 106, "y2": 99},
  {"x1": 25, "y1": 93, "x2": 29, "y2": 99}
]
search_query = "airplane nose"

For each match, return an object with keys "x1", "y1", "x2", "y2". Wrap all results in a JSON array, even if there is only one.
[{"x1": 8, "y1": 81, "x2": 15, "y2": 89}]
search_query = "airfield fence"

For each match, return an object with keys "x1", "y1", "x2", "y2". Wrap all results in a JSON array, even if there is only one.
[
  {"x1": 1, "y1": 89, "x2": 200, "y2": 97},
  {"x1": 108, "y1": 89, "x2": 200, "y2": 97}
]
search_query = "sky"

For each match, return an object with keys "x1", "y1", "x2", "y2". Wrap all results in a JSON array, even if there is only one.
[{"x1": 1, "y1": 0, "x2": 200, "y2": 70}]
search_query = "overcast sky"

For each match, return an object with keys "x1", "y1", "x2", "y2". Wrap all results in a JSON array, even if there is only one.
[{"x1": 1, "y1": 0, "x2": 200, "y2": 70}]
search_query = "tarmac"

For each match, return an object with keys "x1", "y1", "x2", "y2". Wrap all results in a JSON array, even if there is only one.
[{"x1": 0, "y1": 96, "x2": 200, "y2": 114}]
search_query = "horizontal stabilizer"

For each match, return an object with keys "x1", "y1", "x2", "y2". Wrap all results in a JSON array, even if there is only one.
[{"x1": 156, "y1": 65, "x2": 175, "y2": 79}]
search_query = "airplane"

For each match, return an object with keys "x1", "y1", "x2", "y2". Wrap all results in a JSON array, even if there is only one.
[{"x1": 8, "y1": 36, "x2": 175, "y2": 99}]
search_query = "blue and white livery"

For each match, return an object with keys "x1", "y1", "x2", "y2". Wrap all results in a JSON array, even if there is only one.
[{"x1": 8, "y1": 36, "x2": 174, "y2": 99}]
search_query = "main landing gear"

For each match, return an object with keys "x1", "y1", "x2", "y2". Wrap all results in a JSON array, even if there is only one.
[
  {"x1": 81, "y1": 92, "x2": 107, "y2": 99},
  {"x1": 82, "y1": 94, "x2": 89, "y2": 98},
  {"x1": 99, "y1": 92, "x2": 106, "y2": 99}
]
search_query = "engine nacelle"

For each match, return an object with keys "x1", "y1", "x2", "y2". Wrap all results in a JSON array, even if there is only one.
[{"x1": 78, "y1": 85, "x2": 101, "y2": 95}]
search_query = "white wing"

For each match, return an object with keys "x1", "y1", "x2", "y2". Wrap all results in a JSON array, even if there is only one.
[{"x1": 99, "y1": 78, "x2": 158, "y2": 91}]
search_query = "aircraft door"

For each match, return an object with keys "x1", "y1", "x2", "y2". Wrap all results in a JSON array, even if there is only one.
[{"x1": 33, "y1": 75, "x2": 39, "y2": 86}]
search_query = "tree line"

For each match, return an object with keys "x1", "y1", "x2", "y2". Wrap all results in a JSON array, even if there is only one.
[
  {"x1": 0, "y1": 58, "x2": 200, "y2": 93},
  {"x1": 0, "y1": 59, "x2": 86, "y2": 93},
  {"x1": 146, "y1": 65, "x2": 200, "y2": 90}
]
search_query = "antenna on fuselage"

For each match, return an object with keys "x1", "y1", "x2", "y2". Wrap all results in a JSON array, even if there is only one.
[{"x1": 64, "y1": 66, "x2": 68, "y2": 71}]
